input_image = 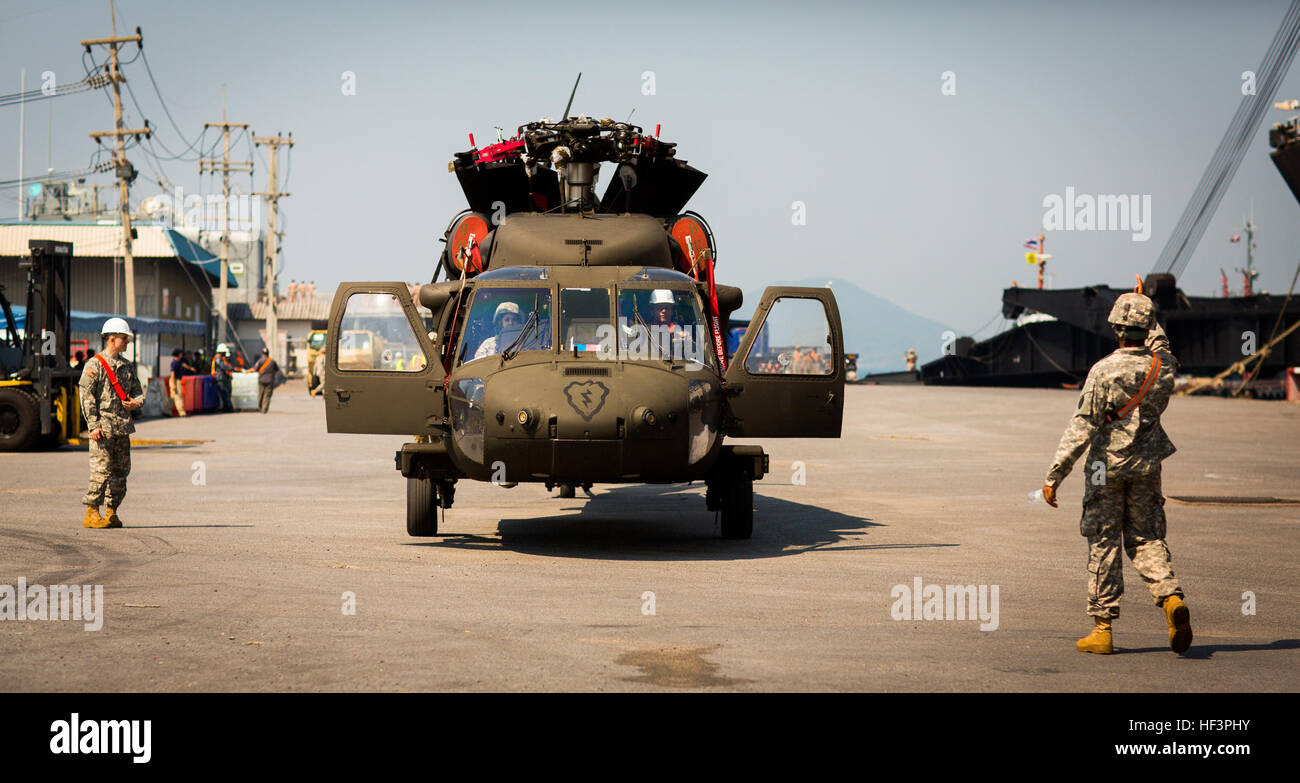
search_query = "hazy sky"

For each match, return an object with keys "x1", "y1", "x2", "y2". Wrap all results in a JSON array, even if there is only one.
[{"x1": 4, "y1": 0, "x2": 1300, "y2": 337}]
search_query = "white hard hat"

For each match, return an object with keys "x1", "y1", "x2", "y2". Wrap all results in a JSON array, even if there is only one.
[
  {"x1": 216, "y1": 343, "x2": 230, "y2": 354},
  {"x1": 493, "y1": 301, "x2": 521, "y2": 324},
  {"x1": 101, "y1": 317, "x2": 132, "y2": 337},
  {"x1": 650, "y1": 289, "x2": 674, "y2": 305}
]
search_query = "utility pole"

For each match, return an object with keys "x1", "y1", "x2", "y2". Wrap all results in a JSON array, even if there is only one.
[
  {"x1": 253, "y1": 131, "x2": 293, "y2": 364},
  {"x1": 83, "y1": 8, "x2": 149, "y2": 317},
  {"x1": 17, "y1": 68, "x2": 24, "y2": 220},
  {"x1": 199, "y1": 86, "x2": 251, "y2": 347}
]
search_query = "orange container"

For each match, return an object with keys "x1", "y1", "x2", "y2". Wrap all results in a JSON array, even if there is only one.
[{"x1": 181, "y1": 375, "x2": 204, "y2": 414}]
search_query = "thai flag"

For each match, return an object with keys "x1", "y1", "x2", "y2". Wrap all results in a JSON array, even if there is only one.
[
  {"x1": 1023, "y1": 238, "x2": 1040, "y2": 250},
  {"x1": 1229, "y1": 233, "x2": 1241, "y2": 243}
]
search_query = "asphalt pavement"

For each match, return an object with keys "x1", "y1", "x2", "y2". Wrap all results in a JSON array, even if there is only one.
[{"x1": 1, "y1": 380, "x2": 1296, "y2": 691}]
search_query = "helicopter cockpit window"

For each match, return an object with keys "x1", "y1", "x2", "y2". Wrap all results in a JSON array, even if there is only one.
[
  {"x1": 743, "y1": 297, "x2": 834, "y2": 376},
  {"x1": 337, "y1": 292, "x2": 428, "y2": 372},
  {"x1": 616, "y1": 288, "x2": 710, "y2": 364},
  {"x1": 458, "y1": 287, "x2": 553, "y2": 365},
  {"x1": 560, "y1": 288, "x2": 611, "y2": 352}
]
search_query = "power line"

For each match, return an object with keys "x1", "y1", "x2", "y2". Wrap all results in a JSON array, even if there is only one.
[
  {"x1": 0, "y1": 72, "x2": 112, "y2": 107},
  {"x1": 123, "y1": 74, "x2": 203, "y2": 161},
  {"x1": 0, "y1": 160, "x2": 114, "y2": 189},
  {"x1": 139, "y1": 48, "x2": 201, "y2": 149}
]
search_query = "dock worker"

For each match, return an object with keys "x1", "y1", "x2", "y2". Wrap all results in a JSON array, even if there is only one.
[
  {"x1": 169, "y1": 348, "x2": 194, "y2": 417},
  {"x1": 1041, "y1": 292, "x2": 1192, "y2": 655},
  {"x1": 211, "y1": 343, "x2": 235, "y2": 412},
  {"x1": 248, "y1": 347, "x2": 281, "y2": 413},
  {"x1": 313, "y1": 346, "x2": 327, "y2": 391},
  {"x1": 80, "y1": 318, "x2": 145, "y2": 529}
]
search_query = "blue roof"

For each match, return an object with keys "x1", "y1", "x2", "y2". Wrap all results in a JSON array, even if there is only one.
[
  {"x1": 165, "y1": 229, "x2": 238, "y2": 287},
  {"x1": 7, "y1": 304, "x2": 207, "y2": 336}
]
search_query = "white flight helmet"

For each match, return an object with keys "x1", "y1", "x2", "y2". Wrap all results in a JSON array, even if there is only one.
[
  {"x1": 650, "y1": 289, "x2": 675, "y2": 305},
  {"x1": 100, "y1": 317, "x2": 133, "y2": 337}
]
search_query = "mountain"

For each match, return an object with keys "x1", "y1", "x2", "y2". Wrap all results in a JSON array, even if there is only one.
[{"x1": 737, "y1": 277, "x2": 953, "y2": 372}]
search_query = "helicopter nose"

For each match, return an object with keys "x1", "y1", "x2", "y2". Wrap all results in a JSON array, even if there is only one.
[{"x1": 476, "y1": 364, "x2": 700, "y2": 482}]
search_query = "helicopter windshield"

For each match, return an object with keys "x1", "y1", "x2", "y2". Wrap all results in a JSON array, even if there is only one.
[
  {"x1": 458, "y1": 287, "x2": 553, "y2": 365},
  {"x1": 616, "y1": 288, "x2": 711, "y2": 365}
]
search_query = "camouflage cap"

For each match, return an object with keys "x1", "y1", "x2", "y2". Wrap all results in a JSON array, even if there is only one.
[{"x1": 1108, "y1": 292, "x2": 1155, "y2": 329}]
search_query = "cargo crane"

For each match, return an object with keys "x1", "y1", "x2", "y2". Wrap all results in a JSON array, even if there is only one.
[{"x1": 922, "y1": 0, "x2": 1300, "y2": 391}]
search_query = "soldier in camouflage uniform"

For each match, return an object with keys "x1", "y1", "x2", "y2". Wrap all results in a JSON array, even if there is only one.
[
  {"x1": 1041, "y1": 293, "x2": 1192, "y2": 655},
  {"x1": 80, "y1": 318, "x2": 145, "y2": 529}
]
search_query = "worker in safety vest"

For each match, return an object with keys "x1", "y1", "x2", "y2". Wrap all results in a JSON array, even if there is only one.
[
  {"x1": 211, "y1": 344, "x2": 235, "y2": 412},
  {"x1": 247, "y1": 347, "x2": 281, "y2": 414}
]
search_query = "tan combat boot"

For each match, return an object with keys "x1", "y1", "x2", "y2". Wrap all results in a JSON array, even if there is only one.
[
  {"x1": 1163, "y1": 595, "x2": 1192, "y2": 653},
  {"x1": 83, "y1": 506, "x2": 110, "y2": 528},
  {"x1": 1076, "y1": 617, "x2": 1114, "y2": 654},
  {"x1": 103, "y1": 507, "x2": 125, "y2": 528}
]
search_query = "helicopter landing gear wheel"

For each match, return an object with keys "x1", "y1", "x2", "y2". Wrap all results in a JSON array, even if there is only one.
[
  {"x1": 406, "y1": 476, "x2": 439, "y2": 537},
  {"x1": 557, "y1": 483, "x2": 576, "y2": 499},
  {"x1": 718, "y1": 472, "x2": 753, "y2": 540}
]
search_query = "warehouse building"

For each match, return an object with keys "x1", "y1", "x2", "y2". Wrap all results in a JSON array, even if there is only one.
[{"x1": 0, "y1": 222, "x2": 237, "y2": 376}]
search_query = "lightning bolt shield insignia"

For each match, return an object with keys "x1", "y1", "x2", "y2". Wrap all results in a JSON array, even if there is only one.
[{"x1": 563, "y1": 380, "x2": 609, "y2": 421}]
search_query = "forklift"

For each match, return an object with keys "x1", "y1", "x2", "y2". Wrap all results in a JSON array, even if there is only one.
[{"x1": 0, "y1": 240, "x2": 82, "y2": 451}]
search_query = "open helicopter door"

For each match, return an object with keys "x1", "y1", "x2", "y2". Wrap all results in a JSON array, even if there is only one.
[
  {"x1": 324, "y1": 283, "x2": 444, "y2": 435},
  {"x1": 723, "y1": 287, "x2": 845, "y2": 438}
]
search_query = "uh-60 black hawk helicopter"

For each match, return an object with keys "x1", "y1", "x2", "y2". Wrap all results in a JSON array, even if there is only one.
[{"x1": 323, "y1": 114, "x2": 845, "y2": 539}]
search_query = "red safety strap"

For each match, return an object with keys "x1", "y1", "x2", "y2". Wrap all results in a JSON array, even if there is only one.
[
  {"x1": 93, "y1": 354, "x2": 131, "y2": 402},
  {"x1": 255, "y1": 358, "x2": 271, "y2": 374},
  {"x1": 1108, "y1": 354, "x2": 1162, "y2": 422},
  {"x1": 682, "y1": 234, "x2": 728, "y2": 375},
  {"x1": 703, "y1": 255, "x2": 727, "y2": 374},
  {"x1": 442, "y1": 272, "x2": 470, "y2": 377}
]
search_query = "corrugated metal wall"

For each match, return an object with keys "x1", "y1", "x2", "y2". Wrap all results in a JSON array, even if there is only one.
[
  {"x1": 1, "y1": 255, "x2": 215, "y2": 322},
  {"x1": 2, "y1": 254, "x2": 217, "y2": 376}
]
